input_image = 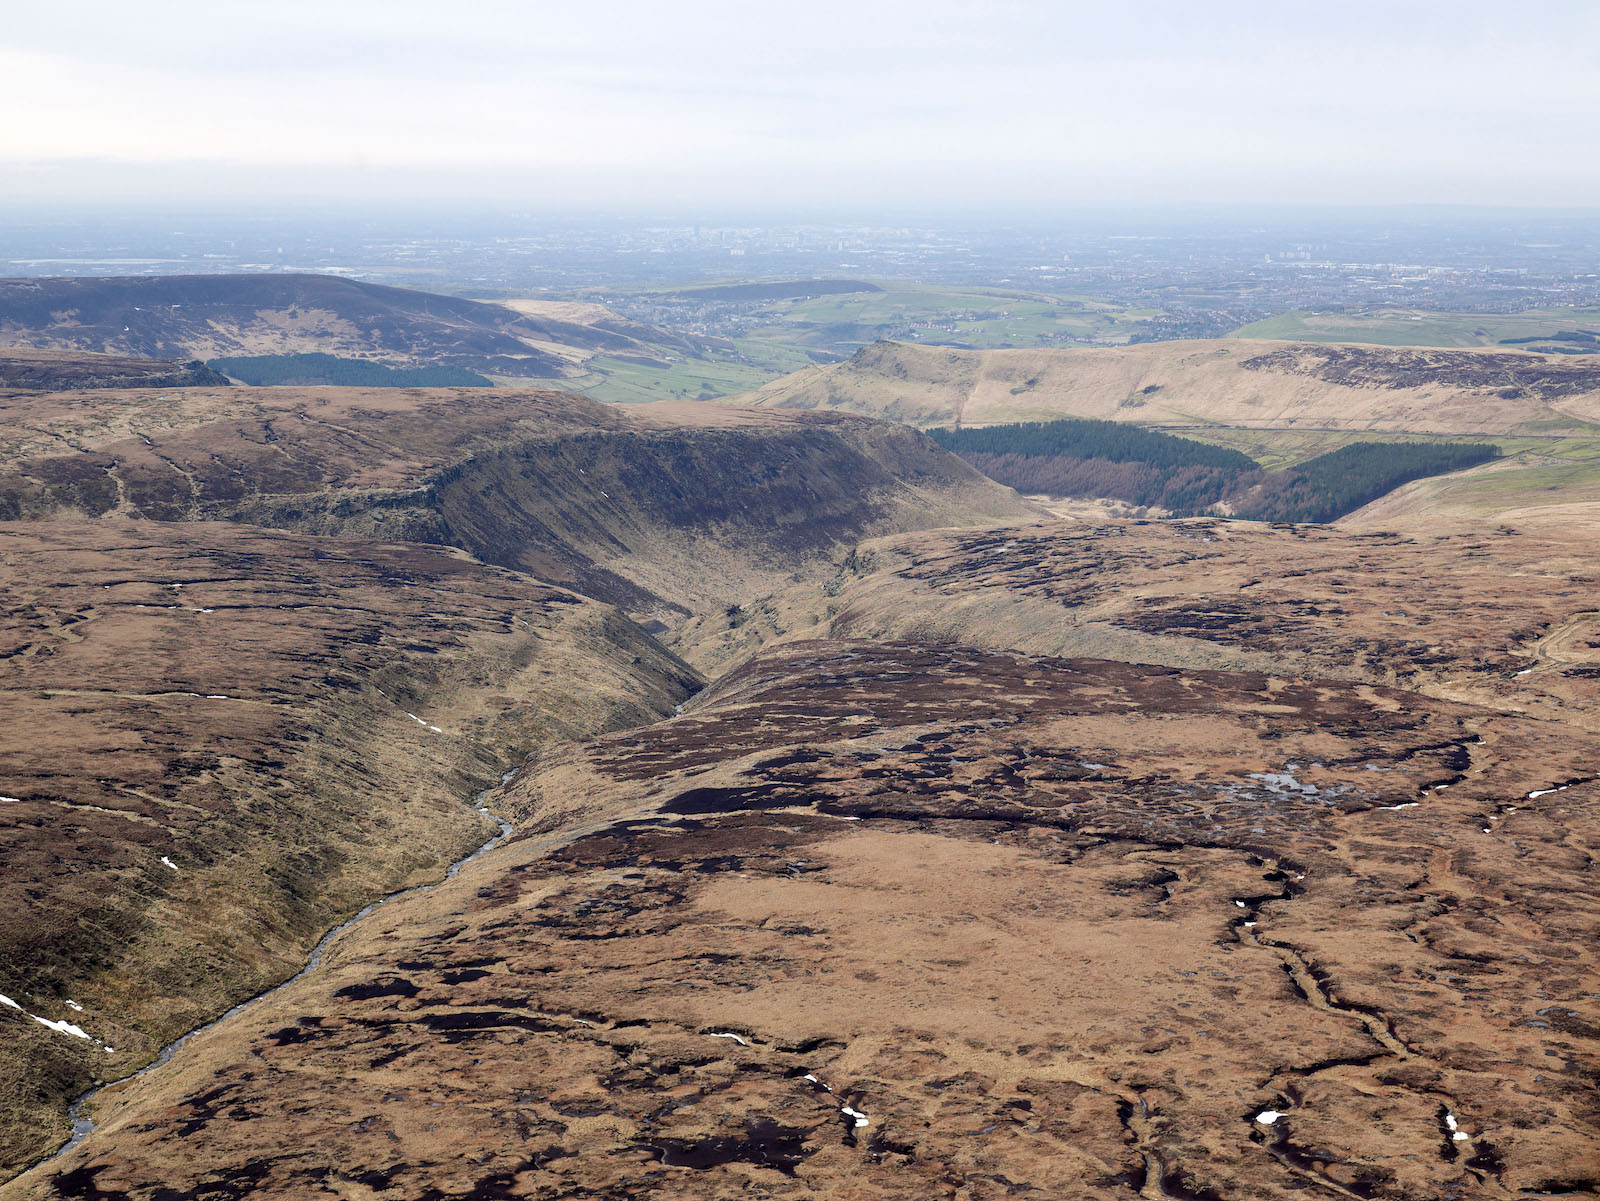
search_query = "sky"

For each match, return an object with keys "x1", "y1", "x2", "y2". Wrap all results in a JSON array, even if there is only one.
[{"x1": 3, "y1": 0, "x2": 1598, "y2": 212}]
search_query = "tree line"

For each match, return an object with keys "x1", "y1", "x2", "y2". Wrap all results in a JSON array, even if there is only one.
[{"x1": 932, "y1": 418, "x2": 1499, "y2": 523}]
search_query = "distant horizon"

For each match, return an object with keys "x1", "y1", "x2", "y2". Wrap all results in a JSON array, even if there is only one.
[
  {"x1": 5, "y1": 1, "x2": 1599, "y2": 211},
  {"x1": 6, "y1": 198, "x2": 1600, "y2": 226}
]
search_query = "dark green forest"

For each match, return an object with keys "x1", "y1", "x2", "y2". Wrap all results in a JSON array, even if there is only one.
[
  {"x1": 932, "y1": 418, "x2": 1500, "y2": 522},
  {"x1": 929, "y1": 419, "x2": 1256, "y2": 470},
  {"x1": 208, "y1": 353, "x2": 494, "y2": 387},
  {"x1": 1236, "y1": 440, "x2": 1501, "y2": 522}
]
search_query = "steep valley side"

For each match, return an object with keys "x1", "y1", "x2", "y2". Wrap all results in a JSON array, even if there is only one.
[
  {"x1": 0, "y1": 521, "x2": 701, "y2": 1175},
  {"x1": 0, "y1": 388, "x2": 1038, "y2": 626}
]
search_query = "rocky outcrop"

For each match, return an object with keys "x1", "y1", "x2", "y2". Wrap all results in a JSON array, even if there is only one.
[
  {"x1": 0, "y1": 349, "x2": 228, "y2": 391},
  {"x1": 0, "y1": 389, "x2": 1040, "y2": 624}
]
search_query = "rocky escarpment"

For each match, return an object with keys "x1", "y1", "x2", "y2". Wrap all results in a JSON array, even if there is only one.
[
  {"x1": 0, "y1": 520, "x2": 699, "y2": 1175},
  {"x1": 0, "y1": 349, "x2": 229, "y2": 392},
  {"x1": 0, "y1": 388, "x2": 1039, "y2": 625}
]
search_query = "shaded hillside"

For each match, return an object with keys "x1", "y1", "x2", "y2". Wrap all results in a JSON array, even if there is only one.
[
  {"x1": 0, "y1": 521, "x2": 699, "y2": 1175},
  {"x1": 0, "y1": 387, "x2": 1041, "y2": 624},
  {"x1": 744, "y1": 338, "x2": 1600, "y2": 433},
  {"x1": 0, "y1": 275, "x2": 697, "y2": 381},
  {"x1": 0, "y1": 348, "x2": 228, "y2": 391}
]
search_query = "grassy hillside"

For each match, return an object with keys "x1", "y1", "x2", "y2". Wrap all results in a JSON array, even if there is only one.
[
  {"x1": 743, "y1": 337, "x2": 1600, "y2": 522},
  {"x1": 744, "y1": 338, "x2": 1600, "y2": 433},
  {"x1": 1234, "y1": 307, "x2": 1600, "y2": 348}
]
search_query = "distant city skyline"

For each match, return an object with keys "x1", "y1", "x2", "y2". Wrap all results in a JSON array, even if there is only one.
[{"x1": 4, "y1": 0, "x2": 1599, "y2": 209}]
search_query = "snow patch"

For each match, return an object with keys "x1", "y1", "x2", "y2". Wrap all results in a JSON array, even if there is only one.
[
  {"x1": 841, "y1": 1105, "x2": 870, "y2": 1128},
  {"x1": 33, "y1": 1015, "x2": 91, "y2": 1039},
  {"x1": 708, "y1": 1032, "x2": 748, "y2": 1046},
  {"x1": 0, "y1": 994, "x2": 20, "y2": 1010},
  {"x1": 1256, "y1": 1110, "x2": 1286, "y2": 1125},
  {"x1": 0, "y1": 796, "x2": 20, "y2": 803},
  {"x1": 160, "y1": 857, "x2": 180, "y2": 872}
]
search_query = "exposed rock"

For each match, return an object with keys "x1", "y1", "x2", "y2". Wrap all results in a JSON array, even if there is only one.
[
  {"x1": 0, "y1": 389, "x2": 1040, "y2": 625},
  {"x1": 0, "y1": 349, "x2": 228, "y2": 392}
]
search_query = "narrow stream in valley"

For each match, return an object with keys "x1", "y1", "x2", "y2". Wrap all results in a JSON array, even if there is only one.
[{"x1": 36, "y1": 786, "x2": 516, "y2": 1169}]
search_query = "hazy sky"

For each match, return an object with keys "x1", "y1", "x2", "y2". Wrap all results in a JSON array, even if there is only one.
[{"x1": 4, "y1": 0, "x2": 1598, "y2": 211}]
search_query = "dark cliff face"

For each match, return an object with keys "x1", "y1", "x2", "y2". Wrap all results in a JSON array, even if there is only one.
[
  {"x1": 0, "y1": 390, "x2": 1033, "y2": 623},
  {"x1": 0, "y1": 350, "x2": 228, "y2": 391}
]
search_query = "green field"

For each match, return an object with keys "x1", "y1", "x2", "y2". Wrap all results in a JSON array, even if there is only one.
[
  {"x1": 1232, "y1": 308, "x2": 1600, "y2": 348},
  {"x1": 742, "y1": 284, "x2": 1147, "y2": 354},
  {"x1": 560, "y1": 351, "x2": 776, "y2": 405},
  {"x1": 530, "y1": 281, "x2": 1156, "y2": 403}
]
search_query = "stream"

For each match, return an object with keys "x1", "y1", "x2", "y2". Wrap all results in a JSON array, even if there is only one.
[{"x1": 36, "y1": 787, "x2": 515, "y2": 1168}]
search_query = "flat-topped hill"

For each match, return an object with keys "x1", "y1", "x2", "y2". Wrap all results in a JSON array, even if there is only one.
[
  {"x1": 744, "y1": 338, "x2": 1600, "y2": 434},
  {"x1": 0, "y1": 347, "x2": 227, "y2": 391}
]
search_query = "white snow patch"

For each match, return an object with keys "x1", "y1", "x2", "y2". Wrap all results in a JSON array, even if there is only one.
[
  {"x1": 1234, "y1": 900, "x2": 1247, "y2": 908},
  {"x1": 1516, "y1": 669, "x2": 1535, "y2": 676},
  {"x1": 708, "y1": 1032, "x2": 748, "y2": 1045},
  {"x1": 1256, "y1": 1110, "x2": 1287, "y2": 1125},
  {"x1": 0, "y1": 994, "x2": 20, "y2": 1010},
  {"x1": 160, "y1": 856, "x2": 180, "y2": 872},
  {"x1": 65, "y1": 1000, "x2": 83, "y2": 1011},
  {"x1": 206, "y1": 695, "x2": 231, "y2": 700},
  {"x1": 406, "y1": 713, "x2": 444, "y2": 733},
  {"x1": 32, "y1": 1015, "x2": 91, "y2": 1039},
  {"x1": 1378, "y1": 802, "x2": 1419, "y2": 810},
  {"x1": 0, "y1": 796, "x2": 20, "y2": 803},
  {"x1": 841, "y1": 1105, "x2": 870, "y2": 1128},
  {"x1": 1244, "y1": 921, "x2": 1257, "y2": 928}
]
